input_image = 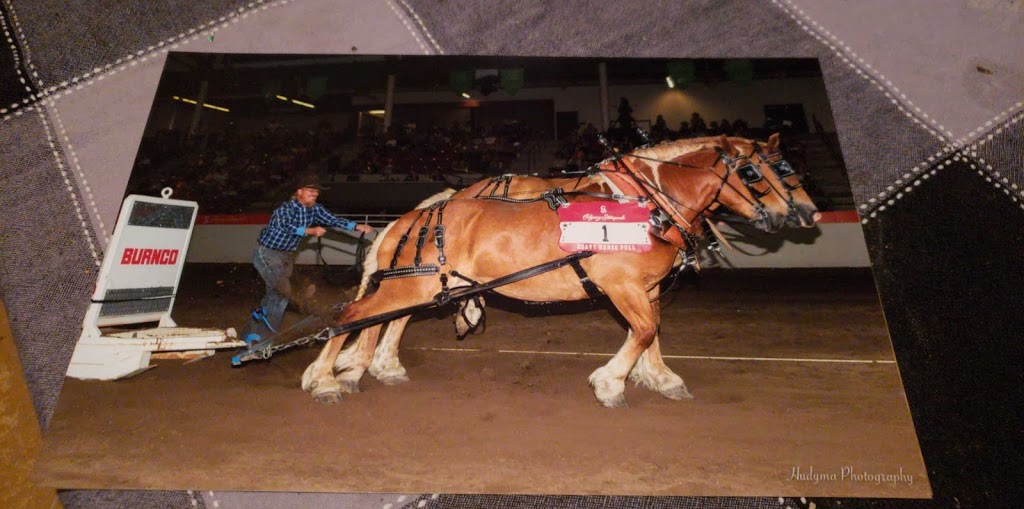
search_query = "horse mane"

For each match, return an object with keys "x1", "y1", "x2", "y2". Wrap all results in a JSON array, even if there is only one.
[{"x1": 629, "y1": 137, "x2": 720, "y2": 162}]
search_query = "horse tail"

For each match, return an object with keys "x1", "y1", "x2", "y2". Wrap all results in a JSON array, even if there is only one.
[{"x1": 355, "y1": 219, "x2": 398, "y2": 300}]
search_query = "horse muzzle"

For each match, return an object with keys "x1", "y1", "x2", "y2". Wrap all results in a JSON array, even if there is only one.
[
  {"x1": 786, "y1": 205, "x2": 821, "y2": 228},
  {"x1": 752, "y1": 206, "x2": 777, "y2": 232}
]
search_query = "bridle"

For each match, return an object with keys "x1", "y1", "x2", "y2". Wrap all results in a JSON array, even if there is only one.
[{"x1": 750, "y1": 141, "x2": 805, "y2": 225}]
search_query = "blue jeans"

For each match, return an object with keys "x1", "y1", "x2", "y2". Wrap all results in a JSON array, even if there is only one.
[{"x1": 246, "y1": 245, "x2": 295, "y2": 339}]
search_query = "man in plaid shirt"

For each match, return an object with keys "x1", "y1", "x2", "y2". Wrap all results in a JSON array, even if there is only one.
[{"x1": 243, "y1": 172, "x2": 374, "y2": 344}]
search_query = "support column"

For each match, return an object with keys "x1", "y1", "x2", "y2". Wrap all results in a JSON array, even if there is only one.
[
  {"x1": 167, "y1": 102, "x2": 179, "y2": 131},
  {"x1": 188, "y1": 81, "x2": 208, "y2": 138},
  {"x1": 384, "y1": 74, "x2": 396, "y2": 131},
  {"x1": 598, "y1": 62, "x2": 609, "y2": 131}
]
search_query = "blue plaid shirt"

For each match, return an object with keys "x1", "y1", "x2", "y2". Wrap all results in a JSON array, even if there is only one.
[{"x1": 257, "y1": 199, "x2": 357, "y2": 252}]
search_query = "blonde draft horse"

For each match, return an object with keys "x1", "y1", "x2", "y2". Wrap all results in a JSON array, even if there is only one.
[
  {"x1": 302, "y1": 141, "x2": 769, "y2": 407},
  {"x1": 351, "y1": 134, "x2": 819, "y2": 378},
  {"x1": 444, "y1": 134, "x2": 819, "y2": 334}
]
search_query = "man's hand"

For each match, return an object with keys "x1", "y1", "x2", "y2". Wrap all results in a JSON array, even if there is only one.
[
  {"x1": 354, "y1": 224, "x2": 375, "y2": 234},
  {"x1": 305, "y1": 226, "x2": 327, "y2": 237}
]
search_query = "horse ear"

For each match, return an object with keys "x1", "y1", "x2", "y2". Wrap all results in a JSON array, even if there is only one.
[{"x1": 767, "y1": 133, "x2": 781, "y2": 152}]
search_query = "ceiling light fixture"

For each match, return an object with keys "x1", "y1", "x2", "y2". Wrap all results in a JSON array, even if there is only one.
[{"x1": 172, "y1": 96, "x2": 228, "y2": 111}]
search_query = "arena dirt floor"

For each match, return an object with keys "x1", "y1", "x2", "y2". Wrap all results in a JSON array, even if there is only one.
[{"x1": 35, "y1": 263, "x2": 930, "y2": 498}]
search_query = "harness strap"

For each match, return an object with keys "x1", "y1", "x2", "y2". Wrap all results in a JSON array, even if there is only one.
[
  {"x1": 541, "y1": 188, "x2": 569, "y2": 210},
  {"x1": 433, "y1": 200, "x2": 449, "y2": 265},
  {"x1": 413, "y1": 205, "x2": 437, "y2": 266},
  {"x1": 568, "y1": 257, "x2": 603, "y2": 300},
  {"x1": 476, "y1": 174, "x2": 515, "y2": 198},
  {"x1": 390, "y1": 207, "x2": 430, "y2": 269},
  {"x1": 375, "y1": 265, "x2": 440, "y2": 281},
  {"x1": 435, "y1": 273, "x2": 451, "y2": 306}
]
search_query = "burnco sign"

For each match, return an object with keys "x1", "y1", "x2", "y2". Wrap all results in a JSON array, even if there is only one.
[{"x1": 91, "y1": 194, "x2": 198, "y2": 327}]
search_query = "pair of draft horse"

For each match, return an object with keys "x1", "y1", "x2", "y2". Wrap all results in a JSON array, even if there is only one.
[{"x1": 302, "y1": 134, "x2": 820, "y2": 408}]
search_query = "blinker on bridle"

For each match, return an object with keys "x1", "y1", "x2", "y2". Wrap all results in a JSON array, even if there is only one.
[
  {"x1": 717, "y1": 149, "x2": 770, "y2": 199},
  {"x1": 754, "y1": 143, "x2": 802, "y2": 191}
]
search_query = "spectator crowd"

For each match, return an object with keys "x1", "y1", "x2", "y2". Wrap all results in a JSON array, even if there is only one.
[{"x1": 127, "y1": 98, "x2": 815, "y2": 214}]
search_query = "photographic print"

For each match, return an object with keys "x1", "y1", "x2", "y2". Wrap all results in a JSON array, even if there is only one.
[{"x1": 35, "y1": 53, "x2": 929, "y2": 498}]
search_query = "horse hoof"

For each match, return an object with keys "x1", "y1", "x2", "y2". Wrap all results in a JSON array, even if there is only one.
[
  {"x1": 661, "y1": 385, "x2": 694, "y2": 400},
  {"x1": 378, "y1": 374, "x2": 409, "y2": 386},
  {"x1": 598, "y1": 394, "x2": 628, "y2": 408},
  {"x1": 338, "y1": 380, "x2": 360, "y2": 394},
  {"x1": 313, "y1": 389, "x2": 343, "y2": 404}
]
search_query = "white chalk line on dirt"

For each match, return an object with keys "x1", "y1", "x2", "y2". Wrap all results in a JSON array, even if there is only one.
[{"x1": 409, "y1": 347, "x2": 896, "y2": 364}]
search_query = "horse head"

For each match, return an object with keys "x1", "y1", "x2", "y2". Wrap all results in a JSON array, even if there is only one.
[
  {"x1": 629, "y1": 135, "x2": 789, "y2": 232},
  {"x1": 751, "y1": 133, "x2": 821, "y2": 228},
  {"x1": 710, "y1": 135, "x2": 791, "y2": 232},
  {"x1": 638, "y1": 136, "x2": 776, "y2": 233}
]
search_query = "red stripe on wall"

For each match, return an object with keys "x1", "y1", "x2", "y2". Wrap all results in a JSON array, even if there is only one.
[
  {"x1": 195, "y1": 214, "x2": 271, "y2": 225},
  {"x1": 816, "y1": 210, "x2": 860, "y2": 223}
]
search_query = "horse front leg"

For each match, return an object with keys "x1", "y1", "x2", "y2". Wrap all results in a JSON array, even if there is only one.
[
  {"x1": 588, "y1": 284, "x2": 659, "y2": 408},
  {"x1": 369, "y1": 315, "x2": 412, "y2": 385},
  {"x1": 629, "y1": 335, "x2": 693, "y2": 400},
  {"x1": 628, "y1": 287, "x2": 693, "y2": 400}
]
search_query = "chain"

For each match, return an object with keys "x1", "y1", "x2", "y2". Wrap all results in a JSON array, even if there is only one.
[{"x1": 235, "y1": 326, "x2": 334, "y2": 363}]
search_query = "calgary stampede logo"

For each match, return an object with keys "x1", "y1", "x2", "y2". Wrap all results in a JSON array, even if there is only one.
[{"x1": 582, "y1": 205, "x2": 626, "y2": 222}]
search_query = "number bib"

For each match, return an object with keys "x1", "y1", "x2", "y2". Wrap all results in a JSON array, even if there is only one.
[{"x1": 557, "y1": 202, "x2": 652, "y2": 253}]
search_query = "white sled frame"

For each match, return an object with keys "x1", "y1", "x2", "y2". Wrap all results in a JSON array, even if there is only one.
[{"x1": 67, "y1": 189, "x2": 243, "y2": 380}]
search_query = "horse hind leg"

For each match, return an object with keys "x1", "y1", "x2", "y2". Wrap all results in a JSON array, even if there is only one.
[
  {"x1": 629, "y1": 334, "x2": 693, "y2": 400},
  {"x1": 589, "y1": 285, "x2": 660, "y2": 408},
  {"x1": 331, "y1": 324, "x2": 384, "y2": 393},
  {"x1": 302, "y1": 333, "x2": 350, "y2": 404},
  {"x1": 369, "y1": 315, "x2": 412, "y2": 385},
  {"x1": 303, "y1": 288, "x2": 425, "y2": 403},
  {"x1": 368, "y1": 281, "x2": 481, "y2": 385}
]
